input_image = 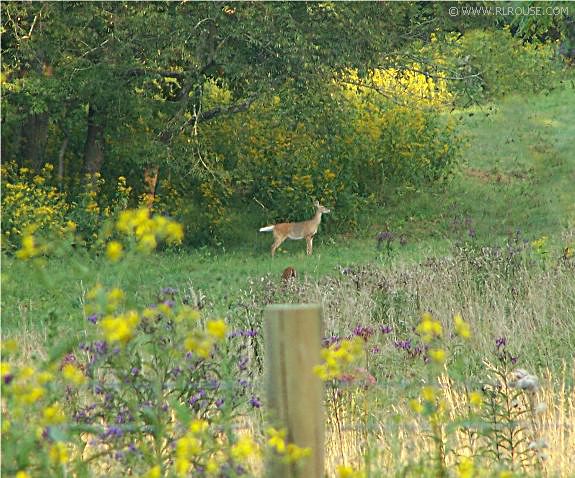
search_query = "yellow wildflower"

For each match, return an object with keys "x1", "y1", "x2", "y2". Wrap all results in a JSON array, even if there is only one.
[
  {"x1": 267, "y1": 427, "x2": 286, "y2": 453},
  {"x1": 231, "y1": 435, "x2": 258, "y2": 461},
  {"x1": 421, "y1": 386, "x2": 436, "y2": 403},
  {"x1": 206, "y1": 459, "x2": 219, "y2": 474},
  {"x1": 22, "y1": 386, "x2": 45, "y2": 404},
  {"x1": 62, "y1": 364, "x2": 85, "y2": 385},
  {"x1": 284, "y1": 443, "x2": 311, "y2": 463},
  {"x1": 166, "y1": 222, "x2": 184, "y2": 244},
  {"x1": 189, "y1": 419, "x2": 209, "y2": 434},
  {"x1": 1, "y1": 362, "x2": 11, "y2": 378},
  {"x1": 106, "y1": 241, "x2": 123, "y2": 262},
  {"x1": 16, "y1": 471, "x2": 31, "y2": 478},
  {"x1": 337, "y1": 465, "x2": 365, "y2": 478},
  {"x1": 175, "y1": 307, "x2": 201, "y2": 323},
  {"x1": 453, "y1": 314, "x2": 471, "y2": 339},
  {"x1": 138, "y1": 233, "x2": 157, "y2": 252},
  {"x1": 176, "y1": 435, "x2": 201, "y2": 458},
  {"x1": 175, "y1": 457, "x2": 189, "y2": 477},
  {"x1": 37, "y1": 371, "x2": 55, "y2": 384},
  {"x1": 1, "y1": 338, "x2": 18, "y2": 354},
  {"x1": 416, "y1": 312, "x2": 442, "y2": 342},
  {"x1": 457, "y1": 457, "x2": 474, "y2": 478},
  {"x1": 15, "y1": 235, "x2": 40, "y2": 260},
  {"x1": 100, "y1": 311, "x2": 140, "y2": 344},
  {"x1": 429, "y1": 348, "x2": 447, "y2": 364},
  {"x1": 206, "y1": 319, "x2": 227, "y2": 340},
  {"x1": 142, "y1": 465, "x2": 161, "y2": 478},
  {"x1": 49, "y1": 442, "x2": 68, "y2": 465},
  {"x1": 43, "y1": 403, "x2": 66, "y2": 425},
  {"x1": 107, "y1": 287, "x2": 125, "y2": 306},
  {"x1": 409, "y1": 398, "x2": 424, "y2": 414},
  {"x1": 469, "y1": 391, "x2": 483, "y2": 408},
  {"x1": 184, "y1": 335, "x2": 213, "y2": 358}
]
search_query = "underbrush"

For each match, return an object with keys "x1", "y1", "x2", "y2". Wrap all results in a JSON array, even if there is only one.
[{"x1": 2, "y1": 209, "x2": 573, "y2": 477}]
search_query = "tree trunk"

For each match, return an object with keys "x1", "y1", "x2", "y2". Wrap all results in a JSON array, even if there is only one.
[
  {"x1": 83, "y1": 104, "x2": 105, "y2": 175},
  {"x1": 20, "y1": 112, "x2": 49, "y2": 170},
  {"x1": 57, "y1": 135, "x2": 69, "y2": 191}
]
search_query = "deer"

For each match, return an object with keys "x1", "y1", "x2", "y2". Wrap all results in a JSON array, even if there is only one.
[
  {"x1": 259, "y1": 200, "x2": 331, "y2": 257},
  {"x1": 281, "y1": 266, "x2": 297, "y2": 281}
]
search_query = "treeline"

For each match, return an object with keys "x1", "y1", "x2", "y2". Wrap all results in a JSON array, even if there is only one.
[{"x1": 1, "y1": 2, "x2": 570, "y2": 247}]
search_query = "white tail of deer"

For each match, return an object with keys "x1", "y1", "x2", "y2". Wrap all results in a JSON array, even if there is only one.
[{"x1": 259, "y1": 200, "x2": 331, "y2": 257}]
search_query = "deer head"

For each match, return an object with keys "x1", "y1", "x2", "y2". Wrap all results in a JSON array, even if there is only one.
[{"x1": 314, "y1": 200, "x2": 331, "y2": 214}]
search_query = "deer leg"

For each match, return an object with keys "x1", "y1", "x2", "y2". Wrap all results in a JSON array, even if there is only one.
[
  {"x1": 271, "y1": 236, "x2": 286, "y2": 257},
  {"x1": 306, "y1": 236, "x2": 313, "y2": 255}
]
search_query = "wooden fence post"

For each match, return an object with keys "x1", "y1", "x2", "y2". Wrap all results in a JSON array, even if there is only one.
[{"x1": 264, "y1": 304, "x2": 325, "y2": 478}]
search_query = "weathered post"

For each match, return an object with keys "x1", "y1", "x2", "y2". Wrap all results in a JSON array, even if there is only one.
[{"x1": 264, "y1": 304, "x2": 324, "y2": 478}]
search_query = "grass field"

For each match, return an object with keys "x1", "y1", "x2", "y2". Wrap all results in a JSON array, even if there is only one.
[
  {"x1": 4, "y1": 85, "x2": 574, "y2": 334},
  {"x1": 2, "y1": 85, "x2": 575, "y2": 477}
]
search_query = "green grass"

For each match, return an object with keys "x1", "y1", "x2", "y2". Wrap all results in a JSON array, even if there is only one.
[
  {"x1": 2, "y1": 85, "x2": 575, "y2": 478},
  {"x1": 3, "y1": 85, "x2": 575, "y2": 336}
]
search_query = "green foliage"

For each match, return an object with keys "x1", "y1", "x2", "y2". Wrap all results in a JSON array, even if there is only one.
[
  {"x1": 1, "y1": 162, "x2": 70, "y2": 249},
  {"x1": 422, "y1": 28, "x2": 564, "y2": 103},
  {"x1": 184, "y1": 76, "x2": 461, "y2": 243},
  {"x1": 1, "y1": 162, "x2": 134, "y2": 251}
]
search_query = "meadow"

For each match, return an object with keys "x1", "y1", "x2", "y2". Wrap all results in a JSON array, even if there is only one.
[{"x1": 2, "y1": 83, "x2": 575, "y2": 478}]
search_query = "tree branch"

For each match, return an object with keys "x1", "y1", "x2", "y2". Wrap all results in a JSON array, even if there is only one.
[
  {"x1": 194, "y1": 95, "x2": 258, "y2": 124},
  {"x1": 126, "y1": 67, "x2": 186, "y2": 80}
]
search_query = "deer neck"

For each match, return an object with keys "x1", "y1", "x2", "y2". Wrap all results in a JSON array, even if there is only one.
[{"x1": 311, "y1": 210, "x2": 323, "y2": 225}]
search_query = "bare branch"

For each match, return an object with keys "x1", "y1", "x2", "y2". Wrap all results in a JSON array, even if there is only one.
[
  {"x1": 194, "y1": 95, "x2": 258, "y2": 123},
  {"x1": 126, "y1": 68, "x2": 187, "y2": 80}
]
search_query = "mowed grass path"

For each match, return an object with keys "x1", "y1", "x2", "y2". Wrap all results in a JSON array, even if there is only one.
[{"x1": 3, "y1": 86, "x2": 574, "y2": 335}]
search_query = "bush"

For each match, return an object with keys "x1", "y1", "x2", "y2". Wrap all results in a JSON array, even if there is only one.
[
  {"x1": 1, "y1": 162, "x2": 134, "y2": 251},
  {"x1": 186, "y1": 77, "x2": 461, "y2": 243}
]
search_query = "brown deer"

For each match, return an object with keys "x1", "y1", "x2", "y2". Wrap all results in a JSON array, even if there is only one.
[
  {"x1": 259, "y1": 200, "x2": 331, "y2": 257},
  {"x1": 281, "y1": 266, "x2": 297, "y2": 281}
]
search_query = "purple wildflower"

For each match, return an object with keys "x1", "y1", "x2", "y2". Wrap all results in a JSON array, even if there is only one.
[
  {"x1": 495, "y1": 337, "x2": 507, "y2": 349},
  {"x1": 238, "y1": 356, "x2": 249, "y2": 371},
  {"x1": 380, "y1": 325, "x2": 393, "y2": 334},
  {"x1": 393, "y1": 339, "x2": 412, "y2": 351},
  {"x1": 169, "y1": 367, "x2": 182, "y2": 377},
  {"x1": 188, "y1": 390, "x2": 206, "y2": 406},
  {"x1": 322, "y1": 335, "x2": 341, "y2": 347},
  {"x1": 249, "y1": 396, "x2": 261, "y2": 408},
  {"x1": 94, "y1": 340, "x2": 108, "y2": 355},
  {"x1": 353, "y1": 325, "x2": 375, "y2": 341},
  {"x1": 215, "y1": 398, "x2": 224, "y2": 408},
  {"x1": 102, "y1": 426, "x2": 123, "y2": 440},
  {"x1": 87, "y1": 313, "x2": 99, "y2": 324}
]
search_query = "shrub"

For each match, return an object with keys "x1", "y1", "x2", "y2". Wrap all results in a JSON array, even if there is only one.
[
  {"x1": 1, "y1": 162, "x2": 134, "y2": 251},
  {"x1": 188, "y1": 77, "x2": 461, "y2": 243}
]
